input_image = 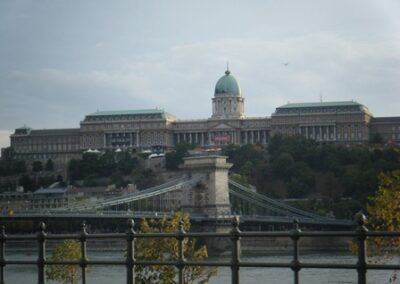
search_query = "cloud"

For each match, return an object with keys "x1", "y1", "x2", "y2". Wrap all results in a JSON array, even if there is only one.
[
  {"x1": 1, "y1": 32, "x2": 399, "y2": 141},
  {"x1": 0, "y1": 130, "x2": 12, "y2": 151}
]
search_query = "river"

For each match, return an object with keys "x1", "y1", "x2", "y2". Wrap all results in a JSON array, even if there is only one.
[{"x1": 3, "y1": 250, "x2": 398, "y2": 283}]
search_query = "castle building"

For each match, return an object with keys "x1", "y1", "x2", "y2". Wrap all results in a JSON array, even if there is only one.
[{"x1": 7, "y1": 69, "x2": 400, "y2": 167}]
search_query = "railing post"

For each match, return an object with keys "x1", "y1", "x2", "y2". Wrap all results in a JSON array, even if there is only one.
[
  {"x1": 355, "y1": 212, "x2": 368, "y2": 284},
  {"x1": 0, "y1": 226, "x2": 6, "y2": 284},
  {"x1": 37, "y1": 222, "x2": 47, "y2": 284},
  {"x1": 176, "y1": 219, "x2": 186, "y2": 284},
  {"x1": 126, "y1": 219, "x2": 135, "y2": 284},
  {"x1": 231, "y1": 216, "x2": 241, "y2": 284},
  {"x1": 290, "y1": 219, "x2": 301, "y2": 284},
  {"x1": 80, "y1": 222, "x2": 88, "y2": 284}
]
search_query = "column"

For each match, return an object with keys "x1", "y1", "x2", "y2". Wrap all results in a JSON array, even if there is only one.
[
  {"x1": 328, "y1": 126, "x2": 331, "y2": 141},
  {"x1": 319, "y1": 126, "x2": 322, "y2": 141},
  {"x1": 305, "y1": 127, "x2": 309, "y2": 138},
  {"x1": 333, "y1": 125, "x2": 336, "y2": 141},
  {"x1": 201, "y1": 132, "x2": 204, "y2": 146},
  {"x1": 244, "y1": 131, "x2": 248, "y2": 144}
]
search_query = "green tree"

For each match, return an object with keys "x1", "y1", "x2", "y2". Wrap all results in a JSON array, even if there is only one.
[
  {"x1": 133, "y1": 169, "x2": 158, "y2": 189},
  {"x1": 366, "y1": 170, "x2": 400, "y2": 255},
  {"x1": 11, "y1": 160, "x2": 27, "y2": 174},
  {"x1": 67, "y1": 159, "x2": 83, "y2": 181},
  {"x1": 229, "y1": 173, "x2": 249, "y2": 187},
  {"x1": 32, "y1": 160, "x2": 43, "y2": 172},
  {"x1": 371, "y1": 132, "x2": 383, "y2": 144},
  {"x1": 165, "y1": 143, "x2": 193, "y2": 170},
  {"x1": 272, "y1": 152, "x2": 295, "y2": 180},
  {"x1": 116, "y1": 152, "x2": 137, "y2": 175},
  {"x1": 135, "y1": 213, "x2": 217, "y2": 284},
  {"x1": 37, "y1": 175, "x2": 56, "y2": 189},
  {"x1": 46, "y1": 240, "x2": 81, "y2": 284},
  {"x1": 111, "y1": 170, "x2": 126, "y2": 188},
  {"x1": 18, "y1": 175, "x2": 35, "y2": 191},
  {"x1": 45, "y1": 159, "x2": 54, "y2": 171}
]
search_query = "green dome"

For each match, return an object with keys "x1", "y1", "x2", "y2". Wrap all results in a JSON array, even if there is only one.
[{"x1": 214, "y1": 70, "x2": 241, "y2": 97}]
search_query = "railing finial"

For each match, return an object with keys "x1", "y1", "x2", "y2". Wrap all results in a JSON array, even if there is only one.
[
  {"x1": 127, "y1": 218, "x2": 135, "y2": 232},
  {"x1": 355, "y1": 211, "x2": 367, "y2": 231},
  {"x1": 178, "y1": 219, "x2": 185, "y2": 234},
  {"x1": 38, "y1": 222, "x2": 46, "y2": 232},
  {"x1": 81, "y1": 221, "x2": 88, "y2": 236},
  {"x1": 232, "y1": 216, "x2": 240, "y2": 231},
  {"x1": 292, "y1": 218, "x2": 300, "y2": 231}
]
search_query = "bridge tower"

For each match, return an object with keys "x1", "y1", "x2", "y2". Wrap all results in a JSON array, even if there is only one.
[{"x1": 181, "y1": 155, "x2": 232, "y2": 217}]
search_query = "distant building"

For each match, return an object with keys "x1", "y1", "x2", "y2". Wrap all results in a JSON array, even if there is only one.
[
  {"x1": 0, "y1": 184, "x2": 134, "y2": 211},
  {"x1": 32, "y1": 187, "x2": 69, "y2": 209},
  {"x1": 7, "y1": 69, "x2": 400, "y2": 167}
]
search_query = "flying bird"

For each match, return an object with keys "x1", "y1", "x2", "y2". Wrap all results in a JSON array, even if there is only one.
[{"x1": 283, "y1": 62, "x2": 290, "y2": 66}]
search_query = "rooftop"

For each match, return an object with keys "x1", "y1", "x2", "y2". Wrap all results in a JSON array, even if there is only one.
[
  {"x1": 34, "y1": 187, "x2": 68, "y2": 195},
  {"x1": 86, "y1": 109, "x2": 176, "y2": 120},
  {"x1": 277, "y1": 101, "x2": 362, "y2": 109}
]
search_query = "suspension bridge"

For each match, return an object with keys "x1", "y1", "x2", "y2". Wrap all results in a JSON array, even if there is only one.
[{"x1": 2, "y1": 156, "x2": 352, "y2": 229}]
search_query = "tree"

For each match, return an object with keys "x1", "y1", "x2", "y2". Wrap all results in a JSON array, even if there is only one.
[
  {"x1": 45, "y1": 159, "x2": 54, "y2": 171},
  {"x1": 18, "y1": 175, "x2": 35, "y2": 192},
  {"x1": 272, "y1": 152, "x2": 295, "y2": 180},
  {"x1": 165, "y1": 143, "x2": 193, "y2": 170},
  {"x1": 135, "y1": 213, "x2": 217, "y2": 283},
  {"x1": 32, "y1": 160, "x2": 43, "y2": 172},
  {"x1": 371, "y1": 132, "x2": 383, "y2": 144},
  {"x1": 67, "y1": 159, "x2": 82, "y2": 180},
  {"x1": 46, "y1": 240, "x2": 81, "y2": 284},
  {"x1": 11, "y1": 160, "x2": 27, "y2": 174},
  {"x1": 366, "y1": 170, "x2": 400, "y2": 255}
]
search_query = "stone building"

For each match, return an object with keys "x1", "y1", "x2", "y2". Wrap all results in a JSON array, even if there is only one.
[
  {"x1": 7, "y1": 69, "x2": 400, "y2": 166},
  {"x1": 10, "y1": 126, "x2": 81, "y2": 170},
  {"x1": 271, "y1": 101, "x2": 373, "y2": 143}
]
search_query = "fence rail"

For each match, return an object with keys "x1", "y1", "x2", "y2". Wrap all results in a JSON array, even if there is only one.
[{"x1": 1, "y1": 213, "x2": 400, "y2": 284}]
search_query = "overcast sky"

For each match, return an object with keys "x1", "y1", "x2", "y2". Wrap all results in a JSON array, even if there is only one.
[{"x1": 1, "y1": 0, "x2": 400, "y2": 150}]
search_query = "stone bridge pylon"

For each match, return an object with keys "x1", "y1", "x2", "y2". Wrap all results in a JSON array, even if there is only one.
[{"x1": 181, "y1": 155, "x2": 232, "y2": 217}]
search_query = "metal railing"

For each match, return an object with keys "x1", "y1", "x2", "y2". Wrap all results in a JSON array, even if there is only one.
[{"x1": 1, "y1": 213, "x2": 400, "y2": 284}]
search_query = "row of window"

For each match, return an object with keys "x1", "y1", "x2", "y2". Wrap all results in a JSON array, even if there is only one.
[
  {"x1": 14, "y1": 144, "x2": 79, "y2": 152},
  {"x1": 277, "y1": 106, "x2": 361, "y2": 114},
  {"x1": 86, "y1": 114, "x2": 163, "y2": 122},
  {"x1": 82, "y1": 122, "x2": 168, "y2": 131}
]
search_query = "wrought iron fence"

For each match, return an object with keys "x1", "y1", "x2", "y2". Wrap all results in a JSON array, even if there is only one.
[{"x1": 0, "y1": 213, "x2": 400, "y2": 284}]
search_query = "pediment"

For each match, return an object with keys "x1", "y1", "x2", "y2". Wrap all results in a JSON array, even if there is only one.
[{"x1": 211, "y1": 123, "x2": 233, "y2": 130}]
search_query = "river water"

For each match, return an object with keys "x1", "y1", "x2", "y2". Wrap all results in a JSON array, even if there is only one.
[{"x1": 3, "y1": 250, "x2": 398, "y2": 283}]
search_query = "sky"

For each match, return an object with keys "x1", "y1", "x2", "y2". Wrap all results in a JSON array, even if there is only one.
[{"x1": 1, "y1": 0, "x2": 400, "y2": 150}]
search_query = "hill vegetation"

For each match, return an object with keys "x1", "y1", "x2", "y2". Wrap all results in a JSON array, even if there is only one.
[
  {"x1": 221, "y1": 135, "x2": 400, "y2": 218},
  {"x1": 2, "y1": 136, "x2": 399, "y2": 219}
]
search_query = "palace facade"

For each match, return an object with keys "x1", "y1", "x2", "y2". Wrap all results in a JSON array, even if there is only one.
[{"x1": 8, "y1": 69, "x2": 400, "y2": 167}]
